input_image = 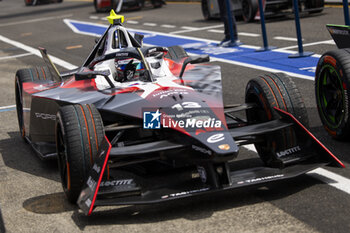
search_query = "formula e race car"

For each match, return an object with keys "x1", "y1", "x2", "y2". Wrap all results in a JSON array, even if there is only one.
[
  {"x1": 24, "y1": 0, "x2": 62, "y2": 6},
  {"x1": 201, "y1": 0, "x2": 324, "y2": 22},
  {"x1": 315, "y1": 24, "x2": 350, "y2": 139},
  {"x1": 15, "y1": 11, "x2": 344, "y2": 215},
  {"x1": 94, "y1": 0, "x2": 164, "y2": 13}
]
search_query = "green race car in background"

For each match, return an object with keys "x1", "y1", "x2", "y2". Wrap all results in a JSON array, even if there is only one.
[{"x1": 315, "y1": 24, "x2": 350, "y2": 139}]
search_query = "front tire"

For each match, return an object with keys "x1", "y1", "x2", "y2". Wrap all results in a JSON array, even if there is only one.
[
  {"x1": 315, "y1": 49, "x2": 350, "y2": 139},
  {"x1": 245, "y1": 73, "x2": 309, "y2": 167},
  {"x1": 56, "y1": 104, "x2": 104, "y2": 203}
]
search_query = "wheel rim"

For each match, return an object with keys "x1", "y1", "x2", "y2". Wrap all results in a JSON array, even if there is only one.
[
  {"x1": 317, "y1": 64, "x2": 345, "y2": 128},
  {"x1": 57, "y1": 127, "x2": 70, "y2": 191},
  {"x1": 15, "y1": 79, "x2": 25, "y2": 137}
]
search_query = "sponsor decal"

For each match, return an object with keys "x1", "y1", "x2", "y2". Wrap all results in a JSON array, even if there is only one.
[
  {"x1": 85, "y1": 198, "x2": 92, "y2": 208},
  {"x1": 92, "y1": 164, "x2": 101, "y2": 173},
  {"x1": 161, "y1": 187, "x2": 210, "y2": 199},
  {"x1": 276, "y1": 146, "x2": 301, "y2": 158},
  {"x1": 100, "y1": 179, "x2": 134, "y2": 187},
  {"x1": 207, "y1": 133, "x2": 225, "y2": 143},
  {"x1": 218, "y1": 144, "x2": 230, "y2": 150},
  {"x1": 86, "y1": 176, "x2": 97, "y2": 190},
  {"x1": 192, "y1": 145, "x2": 212, "y2": 155},
  {"x1": 143, "y1": 108, "x2": 222, "y2": 130},
  {"x1": 143, "y1": 110, "x2": 161, "y2": 129},
  {"x1": 151, "y1": 90, "x2": 188, "y2": 99},
  {"x1": 35, "y1": 112, "x2": 56, "y2": 120},
  {"x1": 162, "y1": 116, "x2": 222, "y2": 129},
  {"x1": 115, "y1": 52, "x2": 129, "y2": 57},
  {"x1": 237, "y1": 174, "x2": 284, "y2": 185},
  {"x1": 329, "y1": 28, "x2": 349, "y2": 35}
]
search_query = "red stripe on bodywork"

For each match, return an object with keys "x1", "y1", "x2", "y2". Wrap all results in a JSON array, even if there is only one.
[{"x1": 88, "y1": 136, "x2": 112, "y2": 216}]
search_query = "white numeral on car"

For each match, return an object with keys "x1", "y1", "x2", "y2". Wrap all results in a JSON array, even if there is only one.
[{"x1": 171, "y1": 102, "x2": 201, "y2": 111}]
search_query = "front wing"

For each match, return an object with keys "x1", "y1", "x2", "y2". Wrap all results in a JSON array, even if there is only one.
[{"x1": 77, "y1": 107, "x2": 344, "y2": 215}]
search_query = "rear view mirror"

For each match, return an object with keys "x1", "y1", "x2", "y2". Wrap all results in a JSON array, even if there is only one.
[
  {"x1": 179, "y1": 55, "x2": 210, "y2": 78},
  {"x1": 134, "y1": 33, "x2": 144, "y2": 46},
  {"x1": 75, "y1": 69, "x2": 115, "y2": 88},
  {"x1": 75, "y1": 70, "x2": 109, "y2": 80}
]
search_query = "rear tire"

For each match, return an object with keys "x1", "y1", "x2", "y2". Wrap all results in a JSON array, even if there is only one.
[
  {"x1": 94, "y1": 0, "x2": 111, "y2": 12},
  {"x1": 15, "y1": 67, "x2": 53, "y2": 141},
  {"x1": 24, "y1": 0, "x2": 34, "y2": 6},
  {"x1": 56, "y1": 104, "x2": 104, "y2": 203},
  {"x1": 241, "y1": 0, "x2": 258, "y2": 22},
  {"x1": 306, "y1": 0, "x2": 324, "y2": 13},
  {"x1": 245, "y1": 73, "x2": 309, "y2": 167},
  {"x1": 151, "y1": 0, "x2": 163, "y2": 8},
  {"x1": 201, "y1": 0, "x2": 212, "y2": 20},
  {"x1": 315, "y1": 49, "x2": 350, "y2": 139}
]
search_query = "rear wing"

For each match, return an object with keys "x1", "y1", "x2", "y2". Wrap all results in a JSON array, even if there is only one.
[
  {"x1": 38, "y1": 47, "x2": 62, "y2": 82},
  {"x1": 326, "y1": 24, "x2": 350, "y2": 49}
]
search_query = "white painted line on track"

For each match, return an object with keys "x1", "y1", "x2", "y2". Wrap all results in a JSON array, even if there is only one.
[
  {"x1": 243, "y1": 144, "x2": 349, "y2": 195},
  {"x1": 208, "y1": 29, "x2": 224, "y2": 33},
  {"x1": 307, "y1": 168, "x2": 350, "y2": 195},
  {"x1": 181, "y1": 26, "x2": 197, "y2": 30},
  {"x1": 0, "y1": 105, "x2": 16, "y2": 110},
  {"x1": 238, "y1": 32, "x2": 260, "y2": 37},
  {"x1": 161, "y1": 24, "x2": 176, "y2": 28},
  {"x1": 0, "y1": 53, "x2": 32, "y2": 61},
  {"x1": 0, "y1": 14, "x2": 73, "y2": 27},
  {"x1": 210, "y1": 56, "x2": 314, "y2": 81},
  {"x1": 274, "y1": 36, "x2": 300, "y2": 42},
  {"x1": 89, "y1": 16, "x2": 99, "y2": 20},
  {"x1": 278, "y1": 40, "x2": 335, "y2": 50},
  {"x1": 0, "y1": 35, "x2": 78, "y2": 70},
  {"x1": 208, "y1": 30, "x2": 261, "y2": 37},
  {"x1": 143, "y1": 23, "x2": 157, "y2": 27},
  {"x1": 170, "y1": 24, "x2": 223, "y2": 34},
  {"x1": 126, "y1": 21, "x2": 139, "y2": 24}
]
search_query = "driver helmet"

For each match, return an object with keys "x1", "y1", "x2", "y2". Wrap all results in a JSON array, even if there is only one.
[{"x1": 114, "y1": 58, "x2": 143, "y2": 82}]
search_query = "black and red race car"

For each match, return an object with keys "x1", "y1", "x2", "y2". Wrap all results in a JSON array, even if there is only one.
[
  {"x1": 94, "y1": 0, "x2": 164, "y2": 13},
  {"x1": 15, "y1": 11, "x2": 344, "y2": 215},
  {"x1": 24, "y1": 0, "x2": 62, "y2": 6}
]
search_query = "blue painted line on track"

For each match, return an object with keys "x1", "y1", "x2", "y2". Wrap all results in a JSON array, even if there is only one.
[
  {"x1": 67, "y1": 20, "x2": 318, "y2": 79},
  {"x1": 0, "y1": 107, "x2": 15, "y2": 113}
]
